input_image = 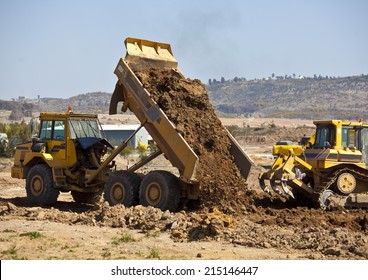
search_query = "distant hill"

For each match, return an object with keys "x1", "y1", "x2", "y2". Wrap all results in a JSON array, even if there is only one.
[
  {"x1": 2, "y1": 74, "x2": 368, "y2": 121},
  {"x1": 207, "y1": 75, "x2": 368, "y2": 120},
  {"x1": 0, "y1": 100, "x2": 34, "y2": 120},
  {"x1": 38, "y1": 91, "x2": 112, "y2": 114}
]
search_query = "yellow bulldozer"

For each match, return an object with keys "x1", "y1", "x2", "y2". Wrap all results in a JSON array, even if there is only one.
[
  {"x1": 259, "y1": 119, "x2": 368, "y2": 208},
  {"x1": 11, "y1": 38, "x2": 252, "y2": 211}
]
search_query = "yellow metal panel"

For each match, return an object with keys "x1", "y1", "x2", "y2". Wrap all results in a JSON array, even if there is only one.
[
  {"x1": 273, "y1": 145, "x2": 304, "y2": 156},
  {"x1": 43, "y1": 153, "x2": 53, "y2": 161},
  {"x1": 11, "y1": 166, "x2": 24, "y2": 179},
  {"x1": 114, "y1": 59, "x2": 198, "y2": 183},
  {"x1": 124, "y1": 37, "x2": 178, "y2": 71}
]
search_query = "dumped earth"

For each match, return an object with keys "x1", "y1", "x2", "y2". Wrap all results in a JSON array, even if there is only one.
[
  {"x1": 1, "y1": 189, "x2": 368, "y2": 259},
  {"x1": 1, "y1": 70, "x2": 368, "y2": 260},
  {"x1": 135, "y1": 68, "x2": 253, "y2": 213}
]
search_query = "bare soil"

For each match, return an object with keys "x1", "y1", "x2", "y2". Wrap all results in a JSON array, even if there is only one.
[
  {"x1": 1, "y1": 70, "x2": 367, "y2": 260},
  {"x1": 1, "y1": 164, "x2": 367, "y2": 260}
]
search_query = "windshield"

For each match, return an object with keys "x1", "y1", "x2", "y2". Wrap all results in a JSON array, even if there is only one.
[
  {"x1": 69, "y1": 118, "x2": 103, "y2": 139},
  {"x1": 314, "y1": 124, "x2": 335, "y2": 148}
]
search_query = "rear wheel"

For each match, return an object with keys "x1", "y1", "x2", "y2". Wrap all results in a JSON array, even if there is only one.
[
  {"x1": 26, "y1": 164, "x2": 59, "y2": 205},
  {"x1": 139, "y1": 171, "x2": 181, "y2": 212},
  {"x1": 104, "y1": 171, "x2": 141, "y2": 206},
  {"x1": 71, "y1": 191, "x2": 102, "y2": 204}
]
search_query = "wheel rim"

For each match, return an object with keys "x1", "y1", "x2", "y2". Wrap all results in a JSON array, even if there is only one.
[
  {"x1": 30, "y1": 175, "x2": 44, "y2": 196},
  {"x1": 336, "y1": 173, "x2": 356, "y2": 194},
  {"x1": 146, "y1": 182, "x2": 161, "y2": 205},
  {"x1": 111, "y1": 183, "x2": 124, "y2": 204}
]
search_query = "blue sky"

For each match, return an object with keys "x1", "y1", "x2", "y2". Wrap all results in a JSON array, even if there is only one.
[{"x1": 0, "y1": 0, "x2": 367, "y2": 100}]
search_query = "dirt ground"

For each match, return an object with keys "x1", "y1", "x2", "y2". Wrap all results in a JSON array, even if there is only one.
[
  {"x1": 1, "y1": 140, "x2": 367, "y2": 260},
  {"x1": 1, "y1": 70, "x2": 367, "y2": 260}
]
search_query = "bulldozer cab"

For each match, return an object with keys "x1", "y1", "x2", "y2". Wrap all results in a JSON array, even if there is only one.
[
  {"x1": 311, "y1": 120, "x2": 368, "y2": 166},
  {"x1": 357, "y1": 127, "x2": 368, "y2": 166},
  {"x1": 313, "y1": 123, "x2": 335, "y2": 149}
]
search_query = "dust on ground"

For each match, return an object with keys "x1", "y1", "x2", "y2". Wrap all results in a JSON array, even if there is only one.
[
  {"x1": 1, "y1": 69, "x2": 367, "y2": 260},
  {"x1": 1, "y1": 166, "x2": 367, "y2": 260}
]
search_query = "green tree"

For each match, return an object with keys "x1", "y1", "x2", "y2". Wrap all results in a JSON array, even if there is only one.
[{"x1": 0, "y1": 121, "x2": 31, "y2": 157}]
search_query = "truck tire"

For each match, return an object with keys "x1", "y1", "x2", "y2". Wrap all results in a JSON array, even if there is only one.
[
  {"x1": 71, "y1": 191, "x2": 102, "y2": 204},
  {"x1": 26, "y1": 164, "x2": 59, "y2": 205},
  {"x1": 104, "y1": 171, "x2": 141, "y2": 206},
  {"x1": 139, "y1": 171, "x2": 181, "y2": 212}
]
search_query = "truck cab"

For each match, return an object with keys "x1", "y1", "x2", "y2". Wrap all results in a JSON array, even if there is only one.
[{"x1": 11, "y1": 110, "x2": 113, "y2": 205}]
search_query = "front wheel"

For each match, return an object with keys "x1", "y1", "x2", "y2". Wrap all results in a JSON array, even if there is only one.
[
  {"x1": 139, "y1": 171, "x2": 181, "y2": 212},
  {"x1": 26, "y1": 164, "x2": 59, "y2": 205}
]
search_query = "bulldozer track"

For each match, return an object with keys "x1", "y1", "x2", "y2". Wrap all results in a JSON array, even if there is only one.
[{"x1": 318, "y1": 167, "x2": 368, "y2": 208}]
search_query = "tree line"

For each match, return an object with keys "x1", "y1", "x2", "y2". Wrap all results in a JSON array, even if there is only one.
[
  {"x1": 208, "y1": 73, "x2": 368, "y2": 85},
  {"x1": 0, "y1": 122, "x2": 31, "y2": 157}
]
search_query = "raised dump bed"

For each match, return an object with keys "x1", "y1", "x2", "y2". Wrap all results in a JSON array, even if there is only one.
[{"x1": 107, "y1": 38, "x2": 253, "y2": 211}]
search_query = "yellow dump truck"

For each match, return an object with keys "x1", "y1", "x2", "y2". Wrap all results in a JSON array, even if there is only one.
[
  {"x1": 259, "y1": 119, "x2": 368, "y2": 208},
  {"x1": 11, "y1": 37, "x2": 253, "y2": 211}
]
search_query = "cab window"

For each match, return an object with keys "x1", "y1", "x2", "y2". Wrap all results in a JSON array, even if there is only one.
[
  {"x1": 39, "y1": 120, "x2": 65, "y2": 140},
  {"x1": 40, "y1": 120, "x2": 53, "y2": 139},
  {"x1": 314, "y1": 124, "x2": 335, "y2": 148},
  {"x1": 359, "y1": 128, "x2": 368, "y2": 165},
  {"x1": 342, "y1": 127, "x2": 356, "y2": 148}
]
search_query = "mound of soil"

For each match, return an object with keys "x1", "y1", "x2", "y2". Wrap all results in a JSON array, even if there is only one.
[
  {"x1": 135, "y1": 68, "x2": 253, "y2": 212},
  {"x1": 1, "y1": 199, "x2": 367, "y2": 259}
]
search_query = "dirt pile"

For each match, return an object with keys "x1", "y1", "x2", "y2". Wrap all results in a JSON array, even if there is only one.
[
  {"x1": 135, "y1": 68, "x2": 253, "y2": 212},
  {"x1": 1, "y1": 199, "x2": 367, "y2": 259}
]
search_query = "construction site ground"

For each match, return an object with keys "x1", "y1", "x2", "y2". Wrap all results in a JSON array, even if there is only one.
[{"x1": 0, "y1": 117, "x2": 367, "y2": 260}]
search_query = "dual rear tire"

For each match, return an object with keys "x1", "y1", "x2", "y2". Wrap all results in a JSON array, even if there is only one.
[
  {"x1": 104, "y1": 170, "x2": 141, "y2": 206},
  {"x1": 104, "y1": 170, "x2": 182, "y2": 212},
  {"x1": 139, "y1": 171, "x2": 181, "y2": 212}
]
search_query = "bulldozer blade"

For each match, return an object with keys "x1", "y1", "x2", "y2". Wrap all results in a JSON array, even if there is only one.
[{"x1": 124, "y1": 37, "x2": 178, "y2": 71}]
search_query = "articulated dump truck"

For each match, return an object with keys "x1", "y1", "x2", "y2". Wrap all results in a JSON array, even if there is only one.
[
  {"x1": 11, "y1": 37, "x2": 253, "y2": 212},
  {"x1": 107, "y1": 38, "x2": 253, "y2": 211},
  {"x1": 259, "y1": 119, "x2": 368, "y2": 209}
]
